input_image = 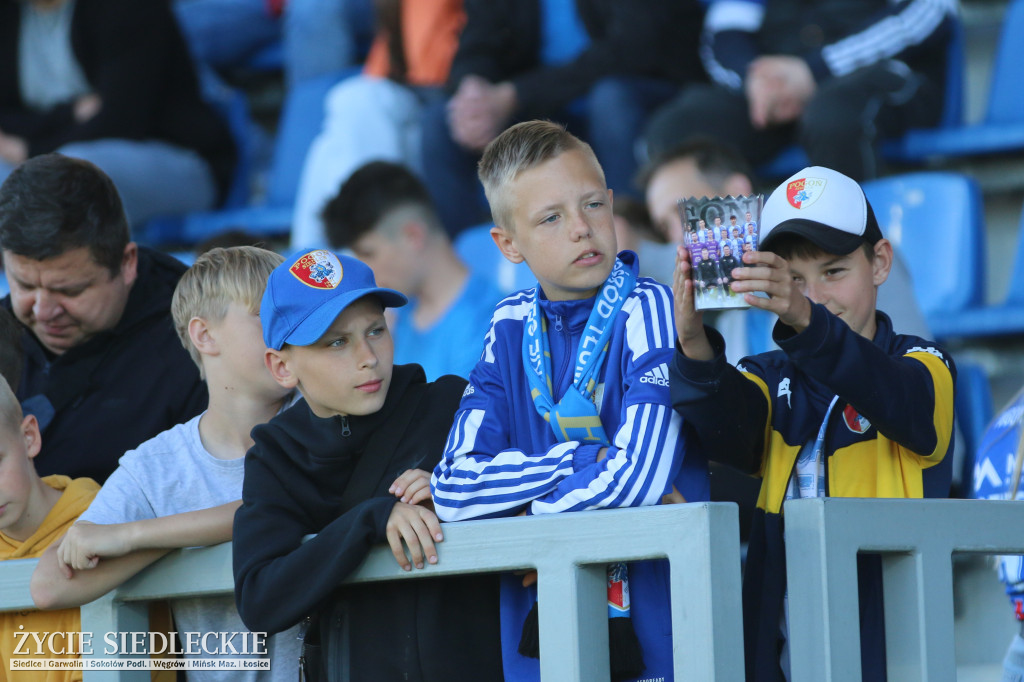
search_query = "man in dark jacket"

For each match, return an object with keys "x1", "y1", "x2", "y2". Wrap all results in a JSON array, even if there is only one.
[
  {"x1": 645, "y1": 0, "x2": 956, "y2": 180},
  {"x1": 419, "y1": 0, "x2": 706, "y2": 236},
  {"x1": 0, "y1": 154, "x2": 206, "y2": 483}
]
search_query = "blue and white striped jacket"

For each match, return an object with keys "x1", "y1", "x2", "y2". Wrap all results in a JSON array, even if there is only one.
[
  {"x1": 432, "y1": 263, "x2": 708, "y2": 522},
  {"x1": 431, "y1": 253, "x2": 709, "y2": 682}
]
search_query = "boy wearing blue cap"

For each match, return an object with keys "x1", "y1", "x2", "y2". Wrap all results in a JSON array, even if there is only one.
[
  {"x1": 232, "y1": 249, "x2": 502, "y2": 682},
  {"x1": 670, "y1": 166, "x2": 956, "y2": 681}
]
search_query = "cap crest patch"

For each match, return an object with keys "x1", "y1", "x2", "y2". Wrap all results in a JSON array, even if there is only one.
[
  {"x1": 786, "y1": 177, "x2": 827, "y2": 209},
  {"x1": 290, "y1": 250, "x2": 343, "y2": 289}
]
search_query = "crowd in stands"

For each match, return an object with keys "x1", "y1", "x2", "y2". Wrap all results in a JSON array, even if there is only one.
[{"x1": 2, "y1": 0, "x2": 1023, "y2": 680}]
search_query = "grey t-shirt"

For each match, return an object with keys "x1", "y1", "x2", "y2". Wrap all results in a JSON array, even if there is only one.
[{"x1": 80, "y1": 414, "x2": 302, "y2": 681}]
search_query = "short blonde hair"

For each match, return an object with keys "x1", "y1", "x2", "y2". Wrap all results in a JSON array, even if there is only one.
[
  {"x1": 477, "y1": 120, "x2": 603, "y2": 231},
  {"x1": 171, "y1": 246, "x2": 284, "y2": 376}
]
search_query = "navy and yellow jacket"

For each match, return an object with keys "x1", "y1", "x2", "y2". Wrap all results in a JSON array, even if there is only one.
[{"x1": 670, "y1": 303, "x2": 956, "y2": 682}]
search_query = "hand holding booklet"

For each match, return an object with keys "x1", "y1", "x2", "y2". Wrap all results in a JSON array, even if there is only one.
[{"x1": 677, "y1": 194, "x2": 763, "y2": 311}]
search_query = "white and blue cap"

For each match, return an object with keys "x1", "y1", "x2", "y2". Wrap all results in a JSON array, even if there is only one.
[
  {"x1": 759, "y1": 166, "x2": 883, "y2": 255},
  {"x1": 261, "y1": 249, "x2": 407, "y2": 350}
]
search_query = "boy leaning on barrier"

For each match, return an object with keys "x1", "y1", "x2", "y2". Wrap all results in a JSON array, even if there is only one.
[
  {"x1": 669, "y1": 166, "x2": 957, "y2": 681},
  {"x1": 430, "y1": 120, "x2": 709, "y2": 682},
  {"x1": 231, "y1": 249, "x2": 503, "y2": 682},
  {"x1": 0, "y1": 372, "x2": 101, "y2": 681},
  {"x1": 30, "y1": 246, "x2": 302, "y2": 679}
]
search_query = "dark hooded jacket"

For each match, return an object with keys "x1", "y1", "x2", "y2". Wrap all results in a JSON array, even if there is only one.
[{"x1": 233, "y1": 364, "x2": 502, "y2": 682}]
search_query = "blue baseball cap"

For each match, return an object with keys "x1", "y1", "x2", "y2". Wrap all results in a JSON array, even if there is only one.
[{"x1": 261, "y1": 249, "x2": 407, "y2": 350}]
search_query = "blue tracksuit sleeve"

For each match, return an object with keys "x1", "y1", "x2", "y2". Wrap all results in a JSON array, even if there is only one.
[
  {"x1": 432, "y1": 279, "x2": 688, "y2": 520},
  {"x1": 431, "y1": 355, "x2": 581, "y2": 522}
]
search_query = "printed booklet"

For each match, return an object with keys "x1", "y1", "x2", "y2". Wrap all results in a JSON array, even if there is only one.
[{"x1": 677, "y1": 194, "x2": 763, "y2": 310}]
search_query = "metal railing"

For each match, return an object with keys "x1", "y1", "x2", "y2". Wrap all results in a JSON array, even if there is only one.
[
  {"x1": 784, "y1": 498, "x2": 1024, "y2": 682},
  {"x1": 1, "y1": 503, "x2": 744, "y2": 682}
]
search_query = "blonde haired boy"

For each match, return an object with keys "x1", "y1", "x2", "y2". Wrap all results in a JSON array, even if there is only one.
[
  {"x1": 431, "y1": 121, "x2": 709, "y2": 682},
  {"x1": 0, "y1": 374, "x2": 100, "y2": 681},
  {"x1": 31, "y1": 246, "x2": 302, "y2": 680}
]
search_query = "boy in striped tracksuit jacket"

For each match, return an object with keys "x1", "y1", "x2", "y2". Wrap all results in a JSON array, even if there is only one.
[{"x1": 431, "y1": 121, "x2": 709, "y2": 682}]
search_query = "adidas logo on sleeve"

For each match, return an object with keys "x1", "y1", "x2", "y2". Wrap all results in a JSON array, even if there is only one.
[{"x1": 640, "y1": 363, "x2": 670, "y2": 387}]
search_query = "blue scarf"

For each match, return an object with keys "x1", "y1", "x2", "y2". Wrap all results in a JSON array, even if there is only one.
[
  {"x1": 518, "y1": 255, "x2": 645, "y2": 678},
  {"x1": 522, "y1": 255, "x2": 636, "y2": 445}
]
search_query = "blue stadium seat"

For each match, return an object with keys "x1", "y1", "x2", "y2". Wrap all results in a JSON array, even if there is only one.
[
  {"x1": 862, "y1": 172, "x2": 985, "y2": 332},
  {"x1": 454, "y1": 224, "x2": 536, "y2": 295},
  {"x1": 143, "y1": 69, "x2": 258, "y2": 245},
  {"x1": 885, "y1": 0, "x2": 1024, "y2": 161},
  {"x1": 759, "y1": 11, "x2": 966, "y2": 178},
  {"x1": 925, "y1": 198, "x2": 1024, "y2": 339},
  {"x1": 160, "y1": 69, "x2": 359, "y2": 245}
]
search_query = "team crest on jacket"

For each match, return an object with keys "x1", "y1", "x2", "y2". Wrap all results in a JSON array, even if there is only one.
[
  {"x1": 787, "y1": 177, "x2": 826, "y2": 209},
  {"x1": 290, "y1": 250, "x2": 343, "y2": 289},
  {"x1": 842, "y1": 404, "x2": 871, "y2": 434}
]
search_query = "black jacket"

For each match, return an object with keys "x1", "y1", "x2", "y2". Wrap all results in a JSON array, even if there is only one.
[
  {"x1": 0, "y1": 0, "x2": 235, "y2": 198},
  {"x1": 5, "y1": 247, "x2": 207, "y2": 484},
  {"x1": 702, "y1": 0, "x2": 953, "y2": 91},
  {"x1": 696, "y1": 258, "x2": 720, "y2": 288},
  {"x1": 233, "y1": 364, "x2": 502, "y2": 682},
  {"x1": 671, "y1": 307, "x2": 955, "y2": 681},
  {"x1": 449, "y1": 0, "x2": 706, "y2": 118}
]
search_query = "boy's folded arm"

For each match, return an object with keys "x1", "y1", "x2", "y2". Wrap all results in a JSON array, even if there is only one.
[
  {"x1": 233, "y1": 473, "x2": 397, "y2": 635},
  {"x1": 528, "y1": 312, "x2": 708, "y2": 514},
  {"x1": 30, "y1": 541, "x2": 169, "y2": 610},
  {"x1": 670, "y1": 325, "x2": 771, "y2": 474},
  {"x1": 430, "y1": 429, "x2": 579, "y2": 522},
  {"x1": 781, "y1": 304, "x2": 956, "y2": 457},
  {"x1": 31, "y1": 501, "x2": 242, "y2": 610},
  {"x1": 430, "y1": 364, "x2": 580, "y2": 522},
  {"x1": 526, "y1": 400, "x2": 684, "y2": 514}
]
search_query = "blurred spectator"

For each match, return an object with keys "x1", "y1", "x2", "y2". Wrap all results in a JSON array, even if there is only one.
[
  {"x1": 645, "y1": 0, "x2": 956, "y2": 181},
  {"x1": 610, "y1": 195, "x2": 673, "y2": 283},
  {"x1": 290, "y1": 0, "x2": 465, "y2": 249},
  {"x1": 638, "y1": 138, "x2": 753, "y2": 284},
  {"x1": 419, "y1": 0, "x2": 707, "y2": 237},
  {"x1": 0, "y1": 155, "x2": 206, "y2": 483},
  {"x1": 0, "y1": 306, "x2": 23, "y2": 393},
  {"x1": 322, "y1": 160, "x2": 501, "y2": 380},
  {"x1": 174, "y1": 0, "x2": 375, "y2": 87},
  {"x1": 0, "y1": 0, "x2": 235, "y2": 227}
]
